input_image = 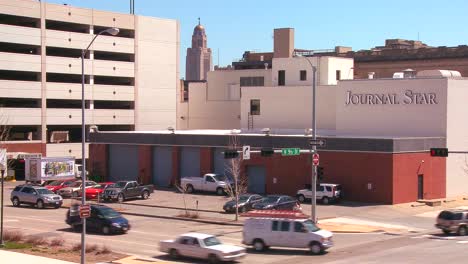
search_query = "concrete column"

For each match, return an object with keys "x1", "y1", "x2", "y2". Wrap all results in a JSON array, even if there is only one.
[{"x1": 40, "y1": 2, "x2": 47, "y2": 146}]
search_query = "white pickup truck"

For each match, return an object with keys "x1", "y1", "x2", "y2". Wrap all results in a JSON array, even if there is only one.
[{"x1": 181, "y1": 173, "x2": 232, "y2": 195}]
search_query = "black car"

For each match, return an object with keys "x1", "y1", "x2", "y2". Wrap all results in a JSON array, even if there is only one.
[
  {"x1": 251, "y1": 195, "x2": 301, "y2": 211},
  {"x1": 66, "y1": 204, "x2": 130, "y2": 235},
  {"x1": 223, "y1": 194, "x2": 263, "y2": 213}
]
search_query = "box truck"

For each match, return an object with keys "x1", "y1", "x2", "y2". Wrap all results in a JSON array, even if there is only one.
[{"x1": 25, "y1": 157, "x2": 80, "y2": 184}]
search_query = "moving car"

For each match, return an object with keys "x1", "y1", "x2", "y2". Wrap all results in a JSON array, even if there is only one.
[
  {"x1": 181, "y1": 173, "x2": 232, "y2": 195},
  {"x1": 85, "y1": 182, "x2": 114, "y2": 200},
  {"x1": 435, "y1": 209, "x2": 468, "y2": 235},
  {"x1": 57, "y1": 180, "x2": 97, "y2": 198},
  {"x1": 45, "y1": 179, "x2": 76, "y2": 193},
  {"x1": 223, "y1": 194, "x2": 263, "y2": 213},
  {"x1": 242, "y1": 210, "x2": 333, "y2": 254},
  {"x1": 160, "y1": 232, "x2": 246, "y2": 263},
  {"x1": 251, "y1": 195, "x2": 302, "y2": 211},
  {"x1": 102, "y1": 181, "x2": 154, "y2": 202},
  {"x1": 11, "y1": 185, "x2": 63, "y2": 209},
  {"x1": 296, "y1": 183, "x2": 343, "y2": 204},
  {"x1": 66, "y1": 204, "x2": 130, "y2": 235}
]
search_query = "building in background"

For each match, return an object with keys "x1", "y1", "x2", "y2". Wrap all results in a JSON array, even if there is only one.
[
  {"x1": 0, "y1": 0, "x2": 179, "y2": 173},
  {"x1": 185, "y1": 19, "x2": 212, "y2": 81}
]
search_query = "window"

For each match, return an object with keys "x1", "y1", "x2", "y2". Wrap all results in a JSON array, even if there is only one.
[
  {"x1": 272, "y1": 221, "x2": 279, "y2": 231},
  {"x1": 250, "y1": 99, "x2": 260, "y2": 115},
  {"x1": 300, "y1": 70, "x2": 307, "y2": 81},
  {"x1": 13, "y1": 186, "x2": 22, "y2": 192},
  {"x1": 206, "y1": 177, "x2": 215, "y2": 182},
  {"x1": 317, "y1": 185, "x2": 325, "y2": 192},
  {"x1": 22, "y1": 187, "x2": 33, "y2": 193},
  {"x1": 278, "y1": 70, "x2": 285, "y2": 86},
  {"x1": 240, "y1": 77, "x2": 264, "y2": 87},
  {"x1": 294, "y1": 222, "x2": 305, "y2": 232},
  {"x1": 336, "y1": 70, "x2": 341, "y2": 81},
  {"x1": 326, "y1": 186, "x2": 332, "y2": 192},
  {"x1": 453, "y1": 213, "x2": 463, "y2": 220},
  {"x1": 280, "y1": 221, "x2": 290, "y2": 232}
]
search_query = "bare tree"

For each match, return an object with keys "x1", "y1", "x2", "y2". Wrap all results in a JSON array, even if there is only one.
[
  {"x1": 175, "y1": 184, "x2": 189, "y2": 216},
  {"x1": 224, "y1": 133, "x2": 248, "y2": 221}
]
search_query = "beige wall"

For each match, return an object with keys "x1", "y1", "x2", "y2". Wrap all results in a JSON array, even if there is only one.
[
  {"x1": 0, "y1": 80, "x2": 41, "y2": 99},
  {"x1": 134, "y1": 16, "x2": 178, "y2": 130},
  {"x1": 0, "y1": 52, "x2": 41, "y2": 72},
  {"x1": 335, "y1": 78, "x2": 448, "y2": 137},
  {"x1": 46, "y1": 143, "x2": 89, "y2": 159},
  {"x1": 0, "y1": 24, "x2": 40, "y2": 46},
  {"x1": 273, "y1": 28, "x2": 294, "y2": 58},
  {"x1": 0, "y1": 0, "x2": 40, "y2": 18}
]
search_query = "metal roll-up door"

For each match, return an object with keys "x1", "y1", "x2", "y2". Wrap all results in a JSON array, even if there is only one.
[
  {"x1": 247, "y1": 165, "x2": 266, "y2": 194},
  {"x1": 214, "y1": 148, "x2": 228, "y2": 175},
  {"x1": 152, "y1": 146, "x2": 173, "y2": 187},
  {"x1": 180, "y1": 147, "x2": 200, "y2": 178},
  {"x1": 109, "y1": 144, "x2": 139, "y2": 182}
]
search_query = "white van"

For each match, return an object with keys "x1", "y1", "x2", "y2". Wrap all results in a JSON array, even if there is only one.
[{"x1": 242, "y1": 213, "x2": 333, "y2": 254}]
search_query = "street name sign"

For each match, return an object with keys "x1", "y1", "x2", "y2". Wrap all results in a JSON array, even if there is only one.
[
  {"x1": 309, "y1": 139, "x2": 326, "y2": 147},
  {"x1": 281, "y1": 148, "x2": 300, "y2": 156}
]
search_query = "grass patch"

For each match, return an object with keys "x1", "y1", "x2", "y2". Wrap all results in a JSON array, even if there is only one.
[
  {"x1": 3, "y1": 230, "x2": 24, "y2": 242},
  {"x1": 4, "y1": 241, "x2": 32, "y2": 250},
  {"x1": 25, "y1": 235, "x2": 48, "y2": 246},
  {"x1": 177, "y1": 211, "x2": 200, "y2": 219}
]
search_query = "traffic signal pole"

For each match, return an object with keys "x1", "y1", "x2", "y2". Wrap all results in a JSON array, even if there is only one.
[{"x1": 311, "y1": 66, "x2": 317, "y2": 224}]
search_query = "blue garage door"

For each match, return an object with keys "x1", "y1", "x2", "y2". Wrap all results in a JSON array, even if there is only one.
[
  {"x1": 109, "y1": 145, "x2": 139, "y2": 182},
  {"x1": 180, "y1": 147, "x2": 200, "y2": 178},
  {"x1": 214, "y1": 148, "x2": 228, "y2": 175},
  {"x1": 247, "y1": 165, "x2": 266, "y2": 194},
  {"x1": 152, "y1": 146, "x2": 173, "y2": 187}
]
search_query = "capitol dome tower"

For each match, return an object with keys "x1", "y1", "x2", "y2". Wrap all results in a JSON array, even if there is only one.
[{"x1": 185, "y1": 18, "x2": 212, "y2": 81}]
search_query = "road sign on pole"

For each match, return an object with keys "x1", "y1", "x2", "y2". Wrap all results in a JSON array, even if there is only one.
[
  {"x1": 281, "y1": 148, "x2": 300, "y2": 156},
  {"x1": 243, "y1": 145, "x2": 250, "y2": 160},
  {"x1": 79, "y1": 204, "x2": 91, "y2": 218},
  {"x1": 309, "y1": 139, "x2": 326, "y2": 147},
  {"x1": 312, "y1": 153, "x2": 320, "y2": 166},
  {"x1": 0, "y1": 149, "x2": 6, "y2": 171}
]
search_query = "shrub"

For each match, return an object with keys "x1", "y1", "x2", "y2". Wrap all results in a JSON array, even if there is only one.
[
  {"x1": 96, "y1": 245, "x2": 112, "y2": 255},
  {"x1": 71, "y1": 243, "x2": 81, "y2": 252},
  {"x1": 85, "y1": 244, "x2": 98, "y2": 253},
  {"x1": 25, "y1": 235, "x2": 48, "y2": 246},
  {"x1": 49, "y1": 237, "x2": 65, "y2": 247},
  {"x1": 3, "y1": 230, "x2": 24, "y2": 242}
]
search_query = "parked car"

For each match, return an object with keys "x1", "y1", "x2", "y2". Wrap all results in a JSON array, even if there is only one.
[
  {"x1": 57, "y1": 180, "x2": 97, "y2": 198},
  {"x1": 181, "y1": 173, "x2": 232, "y2": 195},
  {"x1": 66, "y1": 204, "x2": 130, "y2": 235},
  {"x1": 435, "y1": 209, "x2": 468, "y2": 235},
  {"x1": 242, "y1": 211, "x2": 333, "y2": 254},
  {"x1": 102, "y1": 181, "x2": 154, "y2": 202},
  {"x1": 160, "y1": 232, "x2": 246, "y2": 263},
  {"x1": 223, "y1": 194, "x2": 263, "y2": 213},
  {"x1": 251, "y1": 195, "x2": 302, "y2": 211},
  {"x1": 85, "y1": 182, "x2": 114, "y2": 200},
  {"x1": 296, "y1": 183, "x2": 343, "y2": 205},
  {"x1": 45, "y1": 179, "x2": 77, "y2": 193},
  {"x1": 10, "y1": 185, "x2": 63, "y2": 209}
]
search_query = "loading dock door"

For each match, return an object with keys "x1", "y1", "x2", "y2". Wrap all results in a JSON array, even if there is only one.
[
  {"x1": 152, "y1": 146, "x2": 173, "y2": 187},
  {"x1": 247, "y1": 165, "x2": 266, "y2": 194},
  {"x1": 214, "y1": 148, "x2": 228, "y2": 176},
  {"x1": 109, "y1": 145, "x2": 138, "y2": 182},
  {"x1": 180, "y1": 147, "x2": 200, "y2": 178}
]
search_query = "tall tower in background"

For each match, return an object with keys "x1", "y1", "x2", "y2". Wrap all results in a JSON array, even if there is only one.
[{"x1": 186, "y1": 18, "x2": 212, "y2": 80}]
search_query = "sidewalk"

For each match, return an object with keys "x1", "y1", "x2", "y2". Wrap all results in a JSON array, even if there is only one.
[{"x1": 0, "y1": 250, "x2": 76, "y2": 264}]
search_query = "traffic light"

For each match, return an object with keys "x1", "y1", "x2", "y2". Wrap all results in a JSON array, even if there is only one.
[
  {"x1": 317, "y1": 167, "x2": 324, "y2": 181},
  {"x1": 430, "y1": 148, "x2": 448, "y2": 157},
  {"x1": 224, "y1": 149, "x2": 239, "y2": 159},
  {"x1": 261, "y1": 148, "x2": 274, "y2": 157}
]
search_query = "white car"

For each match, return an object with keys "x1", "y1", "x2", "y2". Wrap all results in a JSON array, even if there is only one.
[
  {"x1": 57, "y1": 180, "x2": 97, "y2": 197},
  {"x1": 160, "y1": 232, "x2": 246, "y2": 263},
  {"x1": 181, "y1": 173, "x2": 232, "y2": 195},
  {"x1": 296, "y1": 183, "x2": 342, "y2": 204}
]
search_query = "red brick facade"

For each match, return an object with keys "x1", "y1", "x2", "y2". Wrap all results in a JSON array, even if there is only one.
[
  {"x1": 2, "y1": 142, "x2": 46, "y2": 157},
  {"x1": 138, "y1": 146, "x2": 152, "y2": 185}
]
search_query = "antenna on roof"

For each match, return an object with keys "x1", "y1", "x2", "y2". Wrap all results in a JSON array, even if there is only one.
[
  {"x1": 198, "y1": 17, "x2": 201, "y2": 25},
  {"x1": 130, "y1": 0, "x2": 135, "y2": 14}
]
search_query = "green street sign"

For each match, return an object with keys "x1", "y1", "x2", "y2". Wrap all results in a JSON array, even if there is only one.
[{"x1": 281, "y1": 148, "x2": 300, "y2": 156}]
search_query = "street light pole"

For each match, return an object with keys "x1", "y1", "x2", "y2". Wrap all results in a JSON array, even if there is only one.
[
  {"x1": 80, "y1": 27, "x2": 119, "y2": 264},
  {"x1": 0, "y1": 169, "x2": 4, "y2": 248}
]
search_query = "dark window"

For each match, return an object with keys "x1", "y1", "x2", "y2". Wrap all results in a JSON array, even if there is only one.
[
  {"x1": 13, "y1": 186, "x2": 22, "y2": 192},
  {"x1": 272, "y1": 221, "x2": 279, "y2": 231},
  {"x1": 280, "y1": 221, "x2": 290, "y2": 232},
  {"x1": 294, "y1": 222, "x2": 304, "y2": 232},
  {"x1": 317, "y1": 186, "x2": 325, "y2": 192},
  {"x1": 466, "y1": 213, "x2": 468, "y2": 220},
  {"x1": 336, "y1": 70, "x2": 341, "y2": 81},
  {"x1": 326, "y1": 186, "x2": 332, "y2": 192},
  {"x1": 240, "y1": 76, "x2": 265, "y2": 87},
  {"x1": 453, "y1": 213, "x2": 463, "y2": 220},
  {"x1": 300, "y1": 70, "x2": 307, "y2": 81},
  {"x1": 250, "y1": 99, "x2": 260, "y2": 115},
  {"x1": 206, "y1": 177, "x2": 215, "y2": 182},
  {"x1": 22, "y1": 187, "x2": 33, "y2": 193},
  {"x1": 278, "y1": 70, "x2": 285, "y2": 86}
]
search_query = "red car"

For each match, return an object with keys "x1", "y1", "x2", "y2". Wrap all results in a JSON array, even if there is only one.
[
  {"x1": 45, "y1": 180, "x2": 77, "y2": 193},
  {"x1": 85, "y1": 182, "x2": 114, "y2": 200}
]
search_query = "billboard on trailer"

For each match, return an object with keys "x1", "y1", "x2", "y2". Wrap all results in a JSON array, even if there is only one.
[{"x1": 25, "y1": 157, "x2": 76, "y2": 182}]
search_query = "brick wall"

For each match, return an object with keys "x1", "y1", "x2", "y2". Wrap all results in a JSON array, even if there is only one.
[
  {"x1": 138, "y1": 146, "x2": 152, "y2": 185},
  {"x1": 89, "y1": 144, "x2": 108, "y2": 181}
]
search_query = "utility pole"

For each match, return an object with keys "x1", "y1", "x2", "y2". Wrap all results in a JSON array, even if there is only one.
[{"x1": 311, "y1": 66, "x2": 317, "y2": 223}]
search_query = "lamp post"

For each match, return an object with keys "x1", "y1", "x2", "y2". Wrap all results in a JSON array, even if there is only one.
[
  {"x1": 295, "y1": 54, "x2": 318, "y2": 223},
  {"x1": 80, "y1": 27, "x2": 119, "y2": 264}
]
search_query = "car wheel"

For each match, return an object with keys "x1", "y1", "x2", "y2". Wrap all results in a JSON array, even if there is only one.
[
  {"x1": 36, "y1": 199, "x2": 44, "y2": 209},
  {"x1": 457, "y1": 226, "x2": 467, "y2": 236},
  {"x1": 12, "y1": 197, "x2": 20, "y2": 207},
  {"x1": 309, "y1": 242, "x2": 323, "y2": 255},
  {"x1": 253, "y1": 239, "x2": 266, "y2": 252},
  {"x1": 216, "y1": 187, "x2": 224, "y2": 196},
  {"x1": 208, "y1": 254, "x2": 220, "y2": 264},
  {"x1": 54, "y1": 204, "x2": 61, "y2": 209},
  {"x1": 443, "y1": 229, "x2": 451, "y2": 235},
  {"x1": 117, "y1": 193, "x2": 125, "y2": 203},
  {"x1": 321, "y1": 196, "x2": 330, "y2": 205},
  {"x1": 186, "y1": 185, "x2": 194, "y2": 193},
  {"x1": 141, "y1": 191, "x2": 149, "y2": 200},
  {"x1": 169, "y1": 249, "x2": 179, "y2": 259},
  {"x1": 298, "y1": 195, "x2": 306, "y2": 203},
  {"x1": 102, "y1": 226, "x2": 111, "y2": 235}
]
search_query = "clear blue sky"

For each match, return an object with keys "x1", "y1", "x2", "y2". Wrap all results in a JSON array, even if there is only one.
[{"x1": 46, "y1": 0, "x2": 468, "y2": 78}]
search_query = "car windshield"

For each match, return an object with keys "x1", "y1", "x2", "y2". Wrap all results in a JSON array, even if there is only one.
[
  {"x1": 303, "y1": 220, "x2": 321, "y2": 232},
  {"x1": 115, "y1": 182, "x2": 127, "y2": 188},
  {"x1": 92, "y1": 184, "x2": 106, "y2": 189},
  {"x1": 47, "y1": 181, "x2": 62, "y2": 186},
  {"x1": 69, "y1": 182, "x2": 81, "y2": 187},
  {"x1": 261, "y1": 196, "x2": 280, "y2": 203},
  {"x1": 438, "y1": 211, "x2": 454, "y2": 220},
  {"x1": 98, "y1": 207, "x2": 121, "y2": 219},
  {"x1": 237, "y1": 195, "x2": 251, "y2": 203},
  {"x1": 212, "y1": 174, "x2": 227, "y2": 182},
  {"x1": 203, "y1": 236, "x2": 222, "y2": 247},
  {"x1": 36, "y1": 188, "x2": 54, "y2": 195}
]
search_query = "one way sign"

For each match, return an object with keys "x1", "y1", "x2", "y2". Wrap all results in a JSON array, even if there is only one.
[{"x1": 243, "y1": 145, "x2": 250, "y2": 160}]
